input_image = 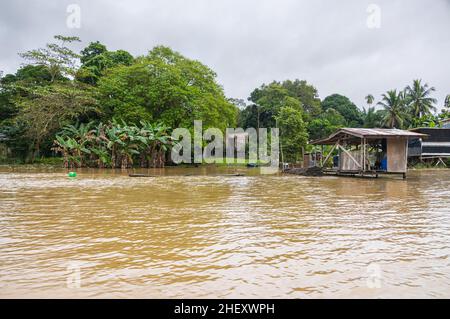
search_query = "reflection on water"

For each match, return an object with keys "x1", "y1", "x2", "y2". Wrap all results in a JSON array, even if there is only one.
[{"x1": 0, "y1": 167, "x2": 449, "y2": 298}]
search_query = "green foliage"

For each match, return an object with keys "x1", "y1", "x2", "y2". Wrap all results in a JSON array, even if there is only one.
[
  {"x1": 53, "y1": 120, "x2": 175, "y2": 168},
  {"x1": 1, "y1": 36, "x2": 239, "y2": 164},
  {"x1": 97, "y1": 46, "x2": 237, "y2": 130},
  {"x1": 372, "y1": 80, "x2": 438, "y2": 129},
  {"x1": 410, "y1": 114, "x2": 440, "y2": 128},
  {"x1": 405, "y1": 79, "x2": 437, "y2": 118},
  {"x1": 307, "y1": 108, "x2": 346, "y2": 140},
  {"x1": 362, "y1": 106, "x2": 385, "y2": 128},
  {"x1": 281, "y1": 79, "x2": 321, "y2": 116},
  {"x1": 15, "y1": 83, "x2": 99, "y2": 161},
  {"x1": 244, "y1": 79, "x2": 319, "y2": 131},
  {"x1": 276, "y1": 106, "x2": 308, "y2": 163},
  {"x1": 19, "y1": 35, "x2": 81, "y2": 82},
  {"x1": 321, "y1": 94, "x2": 363, "y2": 127},
  {"x1": 248, "y1": 83, "x2": 293, "y2": 128},
  {"x1": 377, "y1": 90, "x2": 407, "y2": 128},
  {"x1": 77, "y1": 41, "x2": 134, "y2": 85}
]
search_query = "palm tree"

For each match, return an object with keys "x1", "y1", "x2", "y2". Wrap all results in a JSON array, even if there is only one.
[
  {"x1": 445, "y1": 94, "x2": 450, "y2": 109},
  {"x1": 378, "y1": 90, "x2": 406, "y2": 128},
  {"x1": 365, "y1": 94, "x2": 375, "y2": 107},
  {"x1": 405, "y1": 79, "x2": 437, "y2": 118},
  {"x1": 362, "y1": 106, "x2": 381, "y2": 128}
]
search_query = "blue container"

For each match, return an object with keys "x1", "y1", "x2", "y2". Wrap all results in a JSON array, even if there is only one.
[
  {"x1": 333, "y1": 155, "x2": 339, "y2": 168},
  {"x1": 381, "y1": 157, "x2": 387, "y2": 171}
]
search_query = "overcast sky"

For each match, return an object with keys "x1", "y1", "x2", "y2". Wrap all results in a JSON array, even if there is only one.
[{"x1": 0, "y1": 0, "x2": 449, "y2": 109}]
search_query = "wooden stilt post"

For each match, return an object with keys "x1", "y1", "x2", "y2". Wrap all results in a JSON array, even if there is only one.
[
  {"x1": 360, "y1": 138, "x2": 364, "y2": 174},
  {"x1": 321, "y1": 145, "x2": 324, "y2": 167},
  {"x1": 363, "y1": 138, "x2": 366, "y2": 172}
]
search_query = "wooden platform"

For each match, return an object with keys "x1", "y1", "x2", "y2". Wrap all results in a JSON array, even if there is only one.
[{"x1": 323, "y1": 169, "x2": 406, "y2": 179}]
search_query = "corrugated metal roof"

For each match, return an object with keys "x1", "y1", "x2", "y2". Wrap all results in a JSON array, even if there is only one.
[
  {"x1": 339, "y1": 128, "x2": 426, "y2": 137},
  {"x1": 311, "y1": 128, "x2": 427, "y2": 145}
]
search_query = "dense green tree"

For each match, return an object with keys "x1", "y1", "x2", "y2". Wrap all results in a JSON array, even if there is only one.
[
  {"x1": 238, "y1": 104, "x2": 257, "y2": 129},
  {"x1": 0, "y1": 75, "x2": 17, "y2": 121},
  {"x1": 15, "y1": 83, "x2": 99, "y2": 161},
  {"x1": 307, "y1": 108, "x2": 346, "y2": 140},
  {"x1": 77, "y1": 41, "x2": 134, "y2": 85},
  {"x1": 0, "y1": 65, "x2": 58, "y2": 123},
  {"x1": 276, "y1": 106, "x2": 308, "y2": 163},
  {"x1": 247, "y1": 82, "x2": 309, "y2": 129},
  {"x1": 80, "y1": 41, "x2": 107, "y2": 64},
  {"x1": 321, "y1": 94, "x2": 363, "y2": 127},
  {"x1": 97, "y1": 46, "x2": 237, "y2": 130},
  {"x1": 280, "y1": 79, "x2": 321, "y2": 116},
  {"x1": 1, "y1": 36, "x2": 100, "y2": 162}
]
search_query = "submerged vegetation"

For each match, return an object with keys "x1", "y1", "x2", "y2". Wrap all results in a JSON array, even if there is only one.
[{"x1": 1, "y1": 35, "x2": 449, "y2": 166}]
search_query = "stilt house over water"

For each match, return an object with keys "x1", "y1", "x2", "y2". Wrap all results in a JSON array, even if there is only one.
[{"x1": 310, "y1": 128, "x2": 427, "y2": 178}]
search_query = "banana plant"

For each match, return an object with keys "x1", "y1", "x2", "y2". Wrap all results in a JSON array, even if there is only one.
[
  {"x1": 52, "y1": 135, "x2": 90, "y2": 168},
  {"x1": 54, "y1": 119, "x2": 174, "y2": 168}
]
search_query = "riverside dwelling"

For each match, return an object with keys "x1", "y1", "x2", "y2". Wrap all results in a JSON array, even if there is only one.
[{"x1": 310, "y1": 128, "x2": 427, "y2": 178}]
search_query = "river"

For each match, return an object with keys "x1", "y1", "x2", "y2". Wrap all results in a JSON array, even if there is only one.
[{"x1": 0, "y1": 167, "x2": 449, "y2": 298}]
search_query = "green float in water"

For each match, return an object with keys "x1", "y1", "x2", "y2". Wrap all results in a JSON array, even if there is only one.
[{"x1": 68, "y1": 172, "x2": 77, "y2": 178}]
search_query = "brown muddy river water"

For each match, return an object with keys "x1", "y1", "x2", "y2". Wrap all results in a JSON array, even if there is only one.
[{"x1": 0, "y1": 167, "x2": 449, "y2": 298}]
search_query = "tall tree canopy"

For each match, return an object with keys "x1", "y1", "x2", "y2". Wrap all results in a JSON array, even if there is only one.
[
  {"x1": 19, "y1": 35, "x2": 81, "y2": 82},
  {"x1": 321, "y1": 94, "x2": 363, "y2": 127},
  {"x1": 244, "y1": 79, "x2": 320, "y2": 129},
  {"x1": 77, "y1": 41, "x2": 134, "y2": 85},
  {"x1": 280, "y1": 79, "x2": 321, "y2": 116},
  {"x1": 307, "y1": 108, "x2": 346, "y2": 140},
  {"x1": 97, "y1": 46, "x2": 237, "y2": 130}
]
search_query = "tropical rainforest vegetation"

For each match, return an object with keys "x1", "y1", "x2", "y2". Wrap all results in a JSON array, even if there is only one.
[{"x1": 1, "y1": 35, "x2": 449, "y2": 166}]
